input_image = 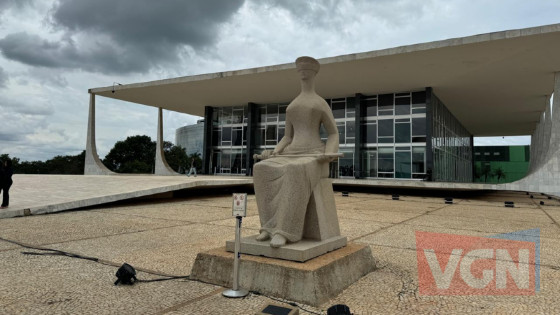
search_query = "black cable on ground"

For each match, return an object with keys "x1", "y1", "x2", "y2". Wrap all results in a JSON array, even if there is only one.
[
  {"x1": 0, "y1": 236, "x2": 191, "y2": 283},
  {"x1": 2, "y1": 236, "x2": 332, "y2": 313}
]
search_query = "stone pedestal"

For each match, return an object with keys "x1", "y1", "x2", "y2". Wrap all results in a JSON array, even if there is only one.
[
  {"x1": 190, "y1": 243, "x2": 376, "y2": 307},
  {"x1": 226, "y1": 235, "x2": 347, "y2": 262}
]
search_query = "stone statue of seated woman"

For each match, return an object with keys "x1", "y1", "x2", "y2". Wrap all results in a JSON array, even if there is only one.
[{"x1": 253, "y1": 56, "x2": 343, "y2": 248}]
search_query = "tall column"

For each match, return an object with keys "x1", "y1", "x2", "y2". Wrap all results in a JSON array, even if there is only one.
[
  {"x1": 470, "y1": 135, "x2": 475, "y2": 182},
  {"x1": 353, "y1": 94, "x2": 363, "y2": 179},
  {"x1": 425, "y1": 87, "x2": 434, "y2": 181},
  {"x1": 154, "y1": 107, "x2": 180, "y2": 175},
  {"x1": 245, "y1": 103, "x2": 257, "y2": 176},
  {"x1": 543, "y1": 96, "x2": 555, "y2": 161},
  {"x1": 84, "y1": 93, "x2": 115, "y2": 175},
  {"x1": 202, "y1": 106, "x2": 213, "y2": 174}
]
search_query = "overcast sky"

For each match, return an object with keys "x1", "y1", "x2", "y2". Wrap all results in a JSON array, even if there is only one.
[{"x1": 0, "y1": 0, "x2": 558, "y2": 161}]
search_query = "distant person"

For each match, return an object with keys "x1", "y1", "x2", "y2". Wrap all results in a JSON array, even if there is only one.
[
  {"x1": 186, "y1": 158, "x2": 197, "y2": 177},
  {"x1": 0, "y1": 161, "x2": 4, "y2": 206},
  {"x1": 1, "y1": 159, "x2": 13, "y2": 209}
]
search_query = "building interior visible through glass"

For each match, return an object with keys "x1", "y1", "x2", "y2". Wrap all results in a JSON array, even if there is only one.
[{"x1": 208, "y1": 89, "x2": 474, "y2": 182}]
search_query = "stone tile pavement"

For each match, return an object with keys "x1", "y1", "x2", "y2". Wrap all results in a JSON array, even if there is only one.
[{"x1": 0, "y1": 189, "x2": 559, "y2": 314}]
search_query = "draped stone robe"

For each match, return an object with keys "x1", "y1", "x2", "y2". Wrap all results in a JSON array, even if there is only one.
[{"x1": 253, "y1": 100, "x2": 329, "y2": 243}]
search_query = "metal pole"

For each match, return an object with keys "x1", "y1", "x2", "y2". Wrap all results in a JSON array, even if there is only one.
[
  {"x1": 232, "y1": 216, "x2": 241, "y2": 290},
  {"x1": 222, "y1": 216, "x2": 249, "y2": 298}
]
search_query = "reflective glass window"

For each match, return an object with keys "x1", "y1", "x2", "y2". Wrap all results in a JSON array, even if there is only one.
[
  {"x1": 232, "y1": 152, "x2": 243, "y2": 173},
  {"x1": 362, "y1": 150, "x2": 377, "y2": 177},
  {"x1": 378, "y1": 94, "x2": 393, "y2": 110},
  {"x1": 364, "y1": 98, "x2": 377, "y2": 117},
  {"x1": 232, "y1": 108, "x2": 243, "y2": 124},
  {"x1": 266, "y1": 125, "x2": 277, "y2": 144},
  {"x1": 332, "y1": 101, "x2": 345, "y2": 119},
  {"x1": 222, "y1": 127, "x2": 232, "y2": 142},
  {"x1": 337, "y1": 123, "x2": 345, "y2": 144},
  {"x1": 395, "y1": 123, "x2": 411, "y2": 143},
  {"x1": 339, "y1": 152, "x2": 354, "y2": 177},
  {"x1": 412, "y1": 91, "x2": 426, "y2": 104},
  {"x1": 256, "y1": 128, "x2": 265, "y2": 146},
  {"x1": 267, "y1": 104, "x2": 278, "y2": 119},
  {"x1": 395, "y1": 96, "x2": 411, "y2": 115},
  {"x1": 412, "y1": 147, "x2": 425, "y2": 173},
  {"x1": 278, "y1": 126, "x2": 285, "y2": 141},
  {"x1": 279, "y1": 105, "x2": 287, "y2": 122},
  {"x1": 212, "y1": 129, "x2": 220, "y2": 146},
  {"x1": 221, "y1": 107, "x2": 232, "y2": 124},
  {"x1": 232, "y1": 128, "x2": 242, "y2": 146},
  {"x1": 412, "y1": 117, "x2": 426, "y2": 136},
  {"x1": 378, "y1": 119, "x2": 393, "y2": 137},
  {"x1": 220, "y1": 152, "x2": 231, "y2": 170},
  {"x1": 346, "y1": 121, "x2": 355, "y2": 139},
  {"x1": 395, "y1": 151, "x2": 411, "y2": 178},
  {"x1": 364, "y1": 124, "x2": 376, "y2": 143},
  {"x1": 378, "y1": 147, "x2": 394, "y2": 173},
  {"x1": 258, "y1": 106, "x2": 266, "y2": 123}
]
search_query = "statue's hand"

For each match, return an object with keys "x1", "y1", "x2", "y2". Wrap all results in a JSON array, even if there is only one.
[
  {"x1": 317, "y1": 154, "x2": 336, "y2": 163},
  {"x1": 259, "y1": 150, "x2": 275, "y2": 160}
]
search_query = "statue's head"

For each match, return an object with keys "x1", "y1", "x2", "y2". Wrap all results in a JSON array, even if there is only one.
[{"x1": 296, "y1": 56, "x2": 319, "y2": 80}]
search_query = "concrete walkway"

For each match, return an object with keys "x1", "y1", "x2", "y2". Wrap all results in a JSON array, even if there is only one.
[
  {"x1": 1, "y1": 174, "x2": 541, "y2": 221},
  {"x1": 0, "y1": 190, "x2": 559, "y2": 314},
  {"x1": 0, "y1": 175, "x2": 252, "y2": 219}
]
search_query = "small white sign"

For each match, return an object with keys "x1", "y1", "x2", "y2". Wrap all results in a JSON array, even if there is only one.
[{"x1": 232, "y1": 193, "x2": 247, "y2": 217}]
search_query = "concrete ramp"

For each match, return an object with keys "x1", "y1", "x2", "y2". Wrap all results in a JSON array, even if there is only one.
[{"x1": 1, "y1": 175, "x2": 252, "y2": 219}]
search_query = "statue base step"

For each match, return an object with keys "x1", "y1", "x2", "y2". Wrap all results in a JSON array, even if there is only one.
[
  {"x1": 226, "y1": 235, "x2": 347, "y2": 262},
  {"x1": 190, "y1": 243, "x2": 377, "y2": 307}
]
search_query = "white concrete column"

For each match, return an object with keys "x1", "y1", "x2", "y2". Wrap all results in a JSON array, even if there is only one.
[
  {"x1": 154, "y1": 107, "x2": 180, "y2": 176},
  {"x1": 506, "y1": 72, "x2": 560, "y2": 196},
  {"x1": 528, "y1": 133, "x2": 536, "y2": 173},
  {"x1": 84, "y1": 93, "x2": 115, "y2": 175},
  {"x1": 535, "y1": 112, "x2": 546, "y2": 169},
  {"x1": 527, "y1": 115, "x2": 544, "y2": 175}
]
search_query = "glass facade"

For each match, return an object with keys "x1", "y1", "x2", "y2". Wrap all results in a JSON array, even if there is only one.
[
  {"x1": 360, "y1": 91, "x2": 427, "y2": 179},
  {"x1": 210, "y1": 106, "x2": 249, "y2": 175},
  {"x1": 430, "y1": 93, "x2": 473, "y2": 182},
  {"x1": 204, "y1": 88, "x2": 473, "y2": 182}
]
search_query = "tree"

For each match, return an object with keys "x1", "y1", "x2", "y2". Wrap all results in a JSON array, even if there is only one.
[
  {"x1": 481, "y1": 164, "x2": 492, "y2": 182},
  {"x1": 494, "y1": 167, "x2": 506, "y2": 183},
  {"x1": 1, "y1": 152, "x2": 85, "y2": 174},
  {"x1": 102, "y1": 135, "x2": 190, "y2": 174},
  {"x1": 103, "y1": 135, "x2": 155, "y2": 173},
  {"x1": 163, "y1": 143, "x2": 189, "y2": 173},
  {"x1": 474, "y1": 164, "x2": 481, "y2": 181}
]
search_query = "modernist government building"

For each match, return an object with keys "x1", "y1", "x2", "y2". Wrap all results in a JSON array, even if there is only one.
[{"x1": 85, "y1": 23, "x2": 560, "y2": 196}]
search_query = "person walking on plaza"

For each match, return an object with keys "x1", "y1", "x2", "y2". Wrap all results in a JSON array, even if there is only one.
[
  {"x1": 1, "y1": 159, "x2": 13, "y2": 209},
  {"x1": 186, "y1": 158, "x2": 197, "y2": 177}
]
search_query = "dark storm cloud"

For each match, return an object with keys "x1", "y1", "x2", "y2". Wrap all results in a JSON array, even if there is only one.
[
  {"x1": 0, "y1": 95, "x2": 54, "y2": 116},
  {"x1": 0, "y1": 0, "x2": 34, "y2": 14},
  {"x1": 0, "y1": 0, "x2": 245, "y2": 73},
  {"x1": 0, "y1": 66, "x2": 7, "y2": 87}
]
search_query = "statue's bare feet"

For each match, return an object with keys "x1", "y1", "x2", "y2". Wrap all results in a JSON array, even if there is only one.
[
  {"x1": 270, "y1": 234, "x2": 287, "y2": 248},
  {"x1": 256, "y1": 231, "x2": 270, "y2": 241}
]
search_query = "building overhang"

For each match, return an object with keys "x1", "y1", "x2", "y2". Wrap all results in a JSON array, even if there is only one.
[{"x1": 90, "y1": 24, "x2": 560, "y2": 136}]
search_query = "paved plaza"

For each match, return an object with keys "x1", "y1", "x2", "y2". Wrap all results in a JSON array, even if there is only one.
[{"x1": 0, "y1": 188, "x2": 559, "y2": 314}]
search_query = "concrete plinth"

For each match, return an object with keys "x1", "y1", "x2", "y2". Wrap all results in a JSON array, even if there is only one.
[
  {"x1": 226, "y1": 235, "x2": 347, "y2": 262},
  {"x1": 190, "y1": 243, "x2": 376, "y2": 307}
]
